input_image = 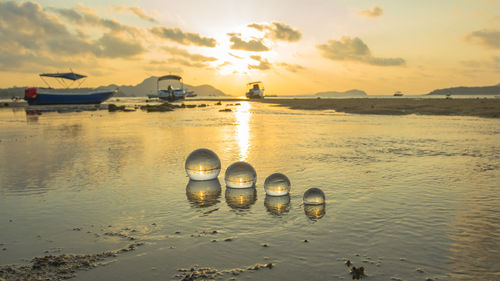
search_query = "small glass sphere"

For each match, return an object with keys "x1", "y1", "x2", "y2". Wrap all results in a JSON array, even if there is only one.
[
  {"x1": 304, "y1": 204, "x2": 326, "y2": 220},
  {"x1": 185, "y1": 148, "x2": 221, "y2": 181},
  {"x1": 186, "y1": 179, "x2": 221, "y2": 207},
  {"x1": 303, "y1": 188, "x2": 325, "y2": 205},
  {"x1": 225, "y1": 187, "x2": 257, "y2": 209},
  {"x1": 264, "y1": 173, "x2": 291, "y2": 196},
  {"x1": 265, "y1": 194, "x2": 290, "y2": 215},
  {"x1": 224, "y1": 161, "x2": 256, "y2": 188}
]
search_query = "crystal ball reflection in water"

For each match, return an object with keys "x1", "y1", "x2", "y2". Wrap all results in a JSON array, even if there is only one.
[
  {"x1": 303, "y1": 188, "x2": 325, "y2": 205},
  {"x1": 304, "y1": 203, "x2": 325, "y2": 220},
  {"x1": 185, "y1": 148, "x2": 221, "y2": 181},
  {"x1": 224, "y1": 161, "x2": 257, "y2": 188},
  {"x1": 264, "y1": 173, "x2": 291, "y2": 196}
]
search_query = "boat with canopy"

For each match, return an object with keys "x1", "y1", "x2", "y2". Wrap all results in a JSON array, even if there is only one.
[
  {"x1": 24, "y1": 72, "x2": 116, "y2": 105},
  {"x1": 245, "y1": 81, "x2": 264, "y2": 99},
  {"x1": 157, "y1": 75, "x2": 186, "y2": 101}
]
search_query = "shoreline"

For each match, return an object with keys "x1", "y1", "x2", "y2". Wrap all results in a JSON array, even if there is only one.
[{"x1": 255, "y1": 98, "x2": 500, "y2": 118}]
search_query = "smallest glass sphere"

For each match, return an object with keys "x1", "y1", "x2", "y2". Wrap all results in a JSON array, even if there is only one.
[
  {"x1": 185, "y1": 148, "x2": 221, "y2": 181},
  {"x1": 264, "y1": 173, "x2": 291, "y2": 196},
  {"x1": 303, "y1": 188, "x2": 325, "y2": 205}
]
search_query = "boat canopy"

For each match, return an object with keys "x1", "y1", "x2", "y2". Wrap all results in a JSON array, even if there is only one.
[
  {"x1": 40, "y1": 72, "x2": 87, "y2": 81},
  {"x1": 158, "y1": 75, "x2": 182, "y2": 81},
  {"x1": 247, "y1": 81, "x2": 262, "y2": 86}
]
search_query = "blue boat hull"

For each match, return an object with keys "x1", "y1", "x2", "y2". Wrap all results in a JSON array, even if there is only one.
[{"x1": 26, "y1": 90, "x2": 116, "y2": 105}]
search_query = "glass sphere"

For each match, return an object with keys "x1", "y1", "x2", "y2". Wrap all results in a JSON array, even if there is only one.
[
  {"x1": 186, "y1": 179, "x2": 221, "y2": 207},
  {"x1": 185, "y1": 148, "x2": 221, "y2": 181},
  {"x1": 225, "y1": 187, "x2": 257, "y2": 209},
  {"x1": 224, "y1": 161, "x2": 256, "y2": 188},
  {"x1": 264, "y1": 173, "x2": 291, "y2": 196},
  {"x1": 303, "y1": 188, "x2": 325, "y2": 205},
  {"x1": 304, "y1": 204, "x2": 326, "y2": 220},
  {"x1": 264, "y1": 194, "x2": 290, "y2": 215}
]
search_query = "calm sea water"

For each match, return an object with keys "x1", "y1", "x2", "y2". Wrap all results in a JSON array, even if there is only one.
[{"x1": 0, "y1": 101, "x2": 499, "y2": 280}]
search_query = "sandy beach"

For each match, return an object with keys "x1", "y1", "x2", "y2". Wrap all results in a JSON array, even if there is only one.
[{"x1": 257, "y1": 98, "x2": 500, "y2": 118}]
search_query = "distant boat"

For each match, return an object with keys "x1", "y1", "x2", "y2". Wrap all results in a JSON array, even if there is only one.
[
  {"x1": 157, "y1": 75, "x2": 186, "y2": 101},
  {"x1": 246, "y1": 81, "x2": 264, "y2": 99},
  {"x1": 24, "y1": 72, "x2": 116, "y2": 105},
  {"x1": 393, "y1": 91, "x2": 404, "y2": 96},
  {"x1": 185, "y1": 90, "x2": 197, "y2": 97}
]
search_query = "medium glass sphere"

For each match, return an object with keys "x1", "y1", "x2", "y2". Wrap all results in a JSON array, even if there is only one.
[
  {"x1": 303, "y1": 188, "x2": 325, "y2": 205},
  {"x1": 186, "y1": 179, "x2": 221, "y2": 207},
  {"x1": 225, "y1": 187, "x2": 257, "y2": 209},
  {"x1": 264, "y1": 173, "x2": 291, "y2": 196},
  {"x1": 224, "y1": 161, "x2": 256, "y2": 188},
  {"x1": 304, "y1": 204, "x2": 326, "y2": 220},
  {"x1": 264, "y1": 194, "x2": 290, "y2": 215},
  {"x1": 185, "y1": 148, "x2": 221, "y2": 181}
]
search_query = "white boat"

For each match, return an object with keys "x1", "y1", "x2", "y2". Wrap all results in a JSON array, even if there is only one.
[
  {"x1": 246, "y1": 81, "x2": 264, "y2": 99},
  {"x1": 157, "y1": 75, "x2": 186, "y2": 101},
  {"x1": 393, "y1": 91, "x2": 403, "y2": 96}
]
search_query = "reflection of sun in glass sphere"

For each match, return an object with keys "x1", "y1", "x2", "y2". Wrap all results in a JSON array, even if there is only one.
[
  {"x1": 224, "y1": 161, "x2": 256, "y2": 188},
  {"x1": 185, "y1": 148, "x2": 221, "y2": 181},
  {"x1": 304, "y1": 204, "x2": 326, "y2": 220},
  {"x1": 225, "y1": 187, "x2": 257, "y2": 209},
  {"x1": 186, "y1": 179, "x2": 221, "y2": 207},
  {"x1": 264, "y1": 173, "x2": 291, "y2": 196},
  {"x1": 303, "y1": 188, "x2": 325, "y2": 205},
  {"x1": 264, "y1": 194, "x2": 290, "y2": 215}
]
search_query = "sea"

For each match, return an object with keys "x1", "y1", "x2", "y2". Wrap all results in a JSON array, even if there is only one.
[{"x1": 0, "y1": 98, "x2": 499, "y2": 280}]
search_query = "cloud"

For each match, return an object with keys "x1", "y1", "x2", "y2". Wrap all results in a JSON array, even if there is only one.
[
  {"x1": 465, "y1": 29, "x2": 500, "y2": 49},
  {"x1": 248, "y1": 22, "x2": 302, "y2": 42},
  {"x1": 277, "y1": 62, "x2": 305, "y2": 72},
  {"x1": 248, "y1": 56, "x2": 271, "y2": 70},
  {"x1": 51, "y1": 4, "x2": 139, "y2": 35},
  {"x1": 358, "y1": 6, "x2": 384, "y2": 18},
  {"x1": 461, "y1": 56, "x2": 500, "y2": 72},
  {"x1": 128, "y1": 6, "x2": 158, "y2": 23},
  {"x1": 0, "y1": 1, "x2": 145, "y2": 71},
  {"x1": 317, "y1": 36, "x2": 405, "y2": 66},
  {"x1": 229, "y1": 53, "x2": 243, "y2": 59},
  {"x1": 228, "y1": 33, "x2": 269, "y2": 52},
  {"x1": 151, "y1": 27, "x2": 216, "y2": 47},
  {"x1": 95, "y1": 33, "x2": 144, "y2": 58},
  {"x1": 162, "y1": 46, "x2": 217, "y2": 62}
]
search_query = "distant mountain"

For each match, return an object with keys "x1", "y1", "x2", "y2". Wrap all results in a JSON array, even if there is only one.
[
  {"x1": 0, "y1": 76, "x2": 228, "y2": 98},
  {"x1": 427, "y1": 84, "x2": 500, "y2": 95},
  {"x1": 313, "y1": 89, "x2": 367, "y2": 97}
]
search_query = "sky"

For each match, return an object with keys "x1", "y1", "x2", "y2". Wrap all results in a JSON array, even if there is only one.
[{"x1": 0, "y1": 0, "x2": 499, "y2": 95}]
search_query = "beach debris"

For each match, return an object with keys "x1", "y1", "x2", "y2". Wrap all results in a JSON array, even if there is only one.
[
  {"x1": 140, "y1": 102, "x2": 175, "y2": 112},
  {"x1": 224, "y1": 238, "x2": 233, "y2": 242},
  {"x1": 261, "y1": 243, "x2": 269, "y2": 247},
  {"x1": 219, "y1": 108, "x2": 232, "y2": 112},
  {"x1": 175, "y1": 262, "x2": 273, "y2": 280},
  {"x1": 350, "y1": 266, "x2": 365, "y2": 280},
  {"x1": 416, "y1": 268, "x2": 425, "y2": 273},
  {"x1": 304, "y1": 239, "x2": 309, "y2": 243},
  {"x1": 345, "y1": 260, "x2": 352, "y2": 267},
  {"x1": 215, "y1": 101, "x2": 222, "y2": 105},
  {"x1": 0, "y1": 241, "x2": 144, "y2": 281}
]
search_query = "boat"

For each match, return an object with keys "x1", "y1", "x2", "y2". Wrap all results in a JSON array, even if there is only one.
[
  {"x1": 157, "y1": 75, "x2": 186, "y2": 101},
  {"x1": 185, "y1": 90, "x2": 197, "y2": 97},
  {"x1": 393, "y1": 91, "x2": 403, "y2": 96},
  {"x1": 24, "y1": 72, "x2": 116, "y2": 105},
  {"x1": 246, "y1": 81, "x2": 264, "y2": 99}
]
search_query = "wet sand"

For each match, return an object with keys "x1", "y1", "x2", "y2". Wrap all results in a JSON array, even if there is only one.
[{"x1": 257, "y1": 98, "x2": 500, "y2": 118}]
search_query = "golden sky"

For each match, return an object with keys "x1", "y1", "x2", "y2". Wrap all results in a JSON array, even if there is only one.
[{"x1": 0, "y1": 0, "x2": 499, "y2": 95}]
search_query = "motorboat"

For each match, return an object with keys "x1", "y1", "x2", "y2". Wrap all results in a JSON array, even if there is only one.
[
  {"x1": 393, "y1": 91, "x2": 404, "y2": 96},
  {"x1": 24, "y1": 72, "x2": 116, "y2": 105},
  {"x1": 246, "y1": 81, "x2": 264, "y2": 99},
  {"x1": 157, "y1": 75, "x2": 186, "y2": 101}
]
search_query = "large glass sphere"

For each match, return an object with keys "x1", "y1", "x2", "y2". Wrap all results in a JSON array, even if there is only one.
[
  {"x1": 224, "y1": 161, "x2": 256, "y2": 188},
  {"x1": 264, "y1": 173, "x2": 291, "y2": 196},
  {"x1": 304, "y1": 204, "x2": 326, "y2": 220},
  {"x1": 225, "y1": 187, "x2": 257, "y2": 209},
  {"x1": 303, "y1": 188, "x2": 325, "y2": 205},
  {"x1": 186, "y1": 179, "x2": 221, "y2": 207},
  {"x1": 264, "y1": 194, "x2": 290, "y2": 215},
  {"x1": 185, "y1": 148, "x2": 221, "y2": 181}
]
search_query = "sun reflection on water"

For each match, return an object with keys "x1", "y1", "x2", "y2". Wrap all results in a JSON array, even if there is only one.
[{"x1": 234, "y1": 102, "x2": 251, "y2": 161}]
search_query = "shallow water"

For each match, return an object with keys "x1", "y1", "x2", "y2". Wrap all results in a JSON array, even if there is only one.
[{"x1": 0, "y1": 101, "x2": 499, "y2": 280}]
